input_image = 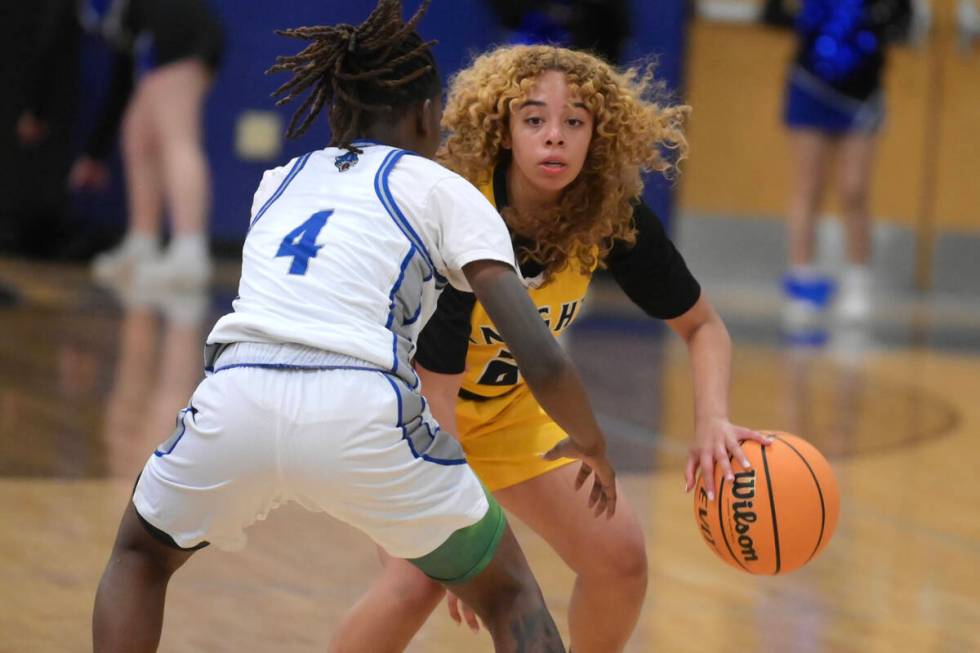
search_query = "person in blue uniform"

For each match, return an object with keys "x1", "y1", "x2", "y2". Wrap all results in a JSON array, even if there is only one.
[{"x1": 770, "y1": 0, "x2": 910, "y2": 324}]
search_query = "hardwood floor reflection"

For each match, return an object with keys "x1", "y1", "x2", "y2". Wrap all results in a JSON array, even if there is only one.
[{"x1": 1, "y1": 259, "x2": 978, "y2": 653}]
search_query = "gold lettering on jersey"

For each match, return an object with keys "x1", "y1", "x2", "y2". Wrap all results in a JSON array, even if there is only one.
[
  {"x1": 474, "y1": 300, "x2": 585, "y2": 388},
  {"x1": 538, "y1": 306, "x2": 551, "y2": 328},
  {"x1": 554, "y1": 301, "x2": 579, "y2": 331},
  {"x1": 480, "y1": 326, "x2": 505, "y2": 346},
  {"x1": 477, "y1": 349, "x2": 519, "y2": 386},
  {"x1": 477, "y1": 300, "x2": 581, "y2": 347}
]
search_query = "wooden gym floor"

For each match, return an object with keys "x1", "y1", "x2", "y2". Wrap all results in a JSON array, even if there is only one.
[{"x1": 1, "y1": 256, "x2": 978, "y2": 652}]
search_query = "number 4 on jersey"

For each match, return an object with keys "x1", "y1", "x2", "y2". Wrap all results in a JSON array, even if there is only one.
[{"x1": 276, "y1": 210, "x2": 333, "y2": 275}]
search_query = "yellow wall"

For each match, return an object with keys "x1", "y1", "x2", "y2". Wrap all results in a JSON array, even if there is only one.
[
  {"x1": 934, "y1": 36, "x2": 980, "y2": 229},
  {"x1": 678, "y1": 5, "x2": 980, "y2": 232}
]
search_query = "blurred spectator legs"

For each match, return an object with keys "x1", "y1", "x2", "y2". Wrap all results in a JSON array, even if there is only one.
[{"x1": 93, "y1": 59, "x2": 213, "y2": 288}]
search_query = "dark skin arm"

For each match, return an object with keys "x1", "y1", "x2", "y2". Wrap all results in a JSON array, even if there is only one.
[{"x1": 462, "y1": 258, "x2": 616, "y2": 517}]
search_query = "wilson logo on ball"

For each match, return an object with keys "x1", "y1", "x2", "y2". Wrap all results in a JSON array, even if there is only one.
[
  {"x1": 730, "y1": 470, "x2": 759, "y2": 563},
  {"x1": 693, "y1": 432, "x2": 840, "y2": 575},
  {"x1": 696, "y1": 487, "x2": 716, "y2": 548}
]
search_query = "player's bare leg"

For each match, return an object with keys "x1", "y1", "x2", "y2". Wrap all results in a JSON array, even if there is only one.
[
  {"x1": 835, "y1": 133, "x2": 877, "y2": 321},
  {"x1": 332, "y1": 512, "x2": 564, "y2": 653},
  {"x1": 496, "y1": 464, "x2": 646, "y2": 653},
  {"x1": 335, "y1": 467, "x2": 642, "y2": 652},
  {"x1": 93, "y1": 501, "x2": 195, "y2": 653},
  {"x1": 787, "y1": 129, "x2": 834, "y2": 268},
  {"x1": 448, "y1": 523, "x2": 564, "y2": 652},
  {"x1": 145, "y1": 59, "x2": 212, "y2": 240},
  {"x1": 91, "y1": 86, "x2": 163, "y2": 283},
  {"x1": 135, "y1": 59, "x2": 213, "y2": 287},
  {"x1": 330, "y1": 549, "x2": 445, "y2": 653}
]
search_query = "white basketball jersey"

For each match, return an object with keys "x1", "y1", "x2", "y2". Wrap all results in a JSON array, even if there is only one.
[{"x1": 207, "y1": 142, "x2": 516, "y2": 380}]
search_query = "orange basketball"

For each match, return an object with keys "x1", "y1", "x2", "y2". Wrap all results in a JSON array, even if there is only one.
[{"x1": 693, "y1": 431, "x2": 840, "y2": 575}]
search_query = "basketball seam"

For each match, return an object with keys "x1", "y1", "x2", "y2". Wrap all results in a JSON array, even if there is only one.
[
  {"x1": 775, "y1": 435, "x2": 827, "y2": 565},
  {"x1": 716, "y1": 476, "x2": 750, "y2": 572},
  {"x1": 760, "y1": 445, "x2": 782, "y2": 574}
]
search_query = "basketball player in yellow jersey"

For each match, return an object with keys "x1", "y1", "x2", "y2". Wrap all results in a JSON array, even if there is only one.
[{"x1": 330, "y1": 45, "x2": 773, "y2": 653}]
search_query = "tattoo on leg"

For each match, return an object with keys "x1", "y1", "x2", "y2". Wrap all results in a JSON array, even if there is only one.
[{"x1": 509, "y1": 606, "x2": 564, "y2": 652}]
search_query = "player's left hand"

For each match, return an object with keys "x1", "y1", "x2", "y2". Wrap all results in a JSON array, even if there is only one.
[
  {"x1": 683, "y1": 418, "x2": 772, "y2": 501},
  {"x1": 446, "y1": 591, "x2": 481, "y2": 633},
  {"x1": 542, "y1": 438, "x2": 617, "y2": 519}
]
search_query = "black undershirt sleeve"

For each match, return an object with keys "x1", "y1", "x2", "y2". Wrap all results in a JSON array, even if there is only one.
[
  {"x1": 605, "y1": 201, "x2": 701, "y2": 320},
  {"x1": 414, "y1": 285, "x2": 478, "y2": 374}
]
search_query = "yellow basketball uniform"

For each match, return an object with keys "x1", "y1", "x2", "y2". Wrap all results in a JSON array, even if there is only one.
[
  {"x1": 448, "y1": 174, "x2": 594, "y2": 489},
  {"x1": 414, "y1": 163, "x2": 701, "y2": 491}
]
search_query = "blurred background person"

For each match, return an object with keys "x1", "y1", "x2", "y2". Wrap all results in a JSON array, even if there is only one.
[
  {"x1": 17, "y1": 0, "x2": 224, "y2": 288},
  {"x1": 485, "y1": 0, "x2": 631, "y2": 64},
  {"x1": 765, "y1": 0, "x2": 912, "y2": 326}
]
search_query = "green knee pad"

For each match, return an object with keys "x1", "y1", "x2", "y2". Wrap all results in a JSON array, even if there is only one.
[{"x1": 408, "y1": 490, "x2": 506, "y2": 585}]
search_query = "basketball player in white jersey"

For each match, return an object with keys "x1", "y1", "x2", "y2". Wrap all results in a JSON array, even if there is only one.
[{"x1": 92, "y1": 3, "x2": 616, "y2": 651}]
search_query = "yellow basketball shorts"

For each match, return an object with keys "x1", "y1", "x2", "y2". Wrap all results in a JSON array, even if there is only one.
[{"x1": 455, "y1": 384, "x2": 577, "y2": 491}]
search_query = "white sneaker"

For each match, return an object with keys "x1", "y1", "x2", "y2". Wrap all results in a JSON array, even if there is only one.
[
  {"x1": 91, "y1": 236, "x2": 160, "y2": 284},
  {"x1": 829, "y1": 323, "x2": 871, "y2": 367},
  {"x1": 156, "y1": 288, "x2": 209, "y2": 326},
  {"x1": 781, "y1": 269, "x2": 835, "y2": 331},
  {"x1": 133, "y1": 250, "x2": 212, "y2": 289},
  {"x1": 783, "y1": 297, "x2": 823, "y2": 330},
  {"x1": 835, "y1": 266, "x2": 872, "y2": 323}
]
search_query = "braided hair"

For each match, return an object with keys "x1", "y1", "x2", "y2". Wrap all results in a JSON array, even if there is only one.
[{"x1": 267, "y1": 0, "x2": 440, "y2": 149}]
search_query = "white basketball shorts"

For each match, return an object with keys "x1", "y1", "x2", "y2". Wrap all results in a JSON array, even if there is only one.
[{"x1": 133, "y1": 344, "x2": 488, "y2": 559}]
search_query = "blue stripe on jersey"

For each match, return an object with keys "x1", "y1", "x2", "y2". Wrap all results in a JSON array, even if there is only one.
[
  {"x1": 380, "y1": 373, "x2": 467, "y2": 466},
  {"x1": 249, "y1": 152, "x2": 312, "y2": 230},
  {"x1": 153, "y1": 406, "x2": 196, "y2": 457},
  {"x1": 386, "y1": 245, "x2": 417, "y2": 374},
  {"x1": 209, "y1": 362, "x2": 393, "y2": 375},
  {"x1": 373, "y1": 150, "x2": 448, "y2": 285},
  {"x1": 402, "y1": 300, "x2": 423, "y2": 326},
  {"x1": 381, "y1": 154, "x2": 448, "y2": 285},
  {"x1": 386, "y1": 246, "x2": 416, "y2": 330},
  {"x1": 417, "y1": 397, "x2": 441, "y2": 439}
]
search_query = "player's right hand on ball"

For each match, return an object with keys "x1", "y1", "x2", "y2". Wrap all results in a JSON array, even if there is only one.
[{"x1": 542, "y1": 438, "x2": 617, "y2": 519}]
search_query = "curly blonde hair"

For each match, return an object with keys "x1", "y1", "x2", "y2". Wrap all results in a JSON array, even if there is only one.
[{"x1": 439, "y1": 44, "x2": 690, "y2": 281}]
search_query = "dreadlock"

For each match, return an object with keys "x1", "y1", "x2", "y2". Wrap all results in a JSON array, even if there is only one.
[{"x1": 267, "y1": 0, "x2": 440, "y2": 148}]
